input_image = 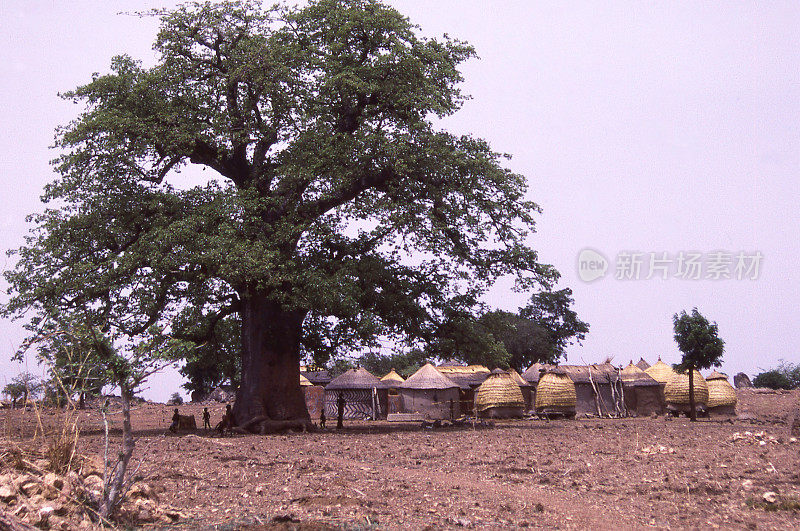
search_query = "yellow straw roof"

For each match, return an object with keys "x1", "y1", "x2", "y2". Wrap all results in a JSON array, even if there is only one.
[
  {"x1": 475, "y1": 370, "x2": 525, "y2": 411},
  {"x1": 663, "y1": 370, "x2": 709, "y2": 406},
  {"x1": 300, "y1": 373, "x2": 313, "y2": 386},
  {"x1": 621, "y1": 362, "x2": 659, "y2": 386},
  {"x1": 621, "y1": 361, "x2": 645, "y2": 378},
  {"x1": 645, "y1": 358, "x2": 677, "y2": 385},
  {"x1": 436, "y1": 364, "x2": 490, "y2": 388},
  {"x1": 380, "y1": 368, "x2": 405, "y2": 385},
  {"x1": 706, "y1": 373, "x2": 737, "y2": 407},
  {"x1": 534, "y1": 370, "x2": 577, "y2": 408}
]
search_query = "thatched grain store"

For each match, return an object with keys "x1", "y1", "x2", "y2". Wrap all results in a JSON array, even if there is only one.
[
  {"x1": 475, "y1": 369, "x2": 525, "y2": 418},
  {"x1": 534, "y1": 367, "x2": 577, "y2": 418},
  {"x1": 705, "y1": 371, "x2": 737, "y2": 416},
  {"x1": 399, "y1": 363, "x2": 460, "y2": 420},
  {"x1": 520, "y1": 363, "x2": 551, "y2": 406},
  {"x1": 663, "y1": 370, "x2": 709, "y2": 415},
  {"x1": 324, "y1": 367, "x2": 387, "y2": 420}
]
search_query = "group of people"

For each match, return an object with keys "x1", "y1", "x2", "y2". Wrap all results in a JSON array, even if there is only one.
[
  {"x1": 168, "y1": 392, "x2": 348, "y2": 433},
  {"x1": 169, "y1": 404, "x2": 235, "y2": 434}
]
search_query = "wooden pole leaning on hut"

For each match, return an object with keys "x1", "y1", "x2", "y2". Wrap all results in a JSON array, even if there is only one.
[
  {"x1": 602, "y1": 368, "x2": 623, "y2": 417},
  {"x1": 581, "y1": 360, "x2": 603, "y2": 417},
  {"x1": 615, "y1": 366, "x2": 628, "y2": 417}
]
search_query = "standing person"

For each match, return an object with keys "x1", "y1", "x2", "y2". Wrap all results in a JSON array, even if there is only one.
[
  {"x1": 336, "y1": 392, "x2": 345, "y2": 430},
  {"x1": 169, "y1": 408, "x2": 180, "y2": 433},
  {"x1": 202, "y1": 407, "x2": 211, "y2": 430},
  {"x1": 319, "y1": 407, "x2": 326, "y2": 429}
]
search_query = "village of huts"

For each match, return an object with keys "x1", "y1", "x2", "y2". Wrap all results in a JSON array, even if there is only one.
[{"x1": 297, "y1": 357, "x2": 745, "y2": 422}]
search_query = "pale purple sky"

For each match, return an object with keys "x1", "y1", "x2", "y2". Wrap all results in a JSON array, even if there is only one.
[{"x1": 1, "y1": 1, "x2": 798, "y2": 402}]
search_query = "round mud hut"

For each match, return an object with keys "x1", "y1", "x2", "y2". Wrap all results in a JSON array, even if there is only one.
[
  {"x1": 663, "y1": 370, "x2": 709, "y2": 416},
  {"x1": 534, "y1": 367, "x2": 577, "y2": 418},
  {"x1": 324, "y1": 367, "x2": 387, "y2": 420},
  {"x1": 435, "y1": 362, "x2": 490, "y2": 413},
  {"x1": 474, "y1": 369, "x2": 526, "y2": 418},
  {"x1": 705, "y1": 371, "x2": 737, "y2": 416},
  {"x1": 620, "y1": 361, "x2": 665, "y2": 416},
  {"x1": 381, "y1": 369, "x2": 405, "y2": 415},
  {"x1": 399, "y1": 363, "x2": 461, "y2": 420}
]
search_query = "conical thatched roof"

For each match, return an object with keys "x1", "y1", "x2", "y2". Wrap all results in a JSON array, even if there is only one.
[
  {"x1": 380, "y1": 369, "x2": 405, "y2": 387},
  {"x1": 300, "y1": 373, "x2": 313, "y2": 386},
  {"x1": 621, "y1": 362, "x2": 660, "y2": 387},
  {"x1": 325, "y1": 367, "x2": 385, "y2": 390},
  {"x1": 664, "y1": 370, "x2": 709, "y2": 406},
  {"x1": 401, "y1": 363, "x2": 459, "y2": 390},
  {"x1": 645, "y1": 358, "x2": 677, "y2": 385},
  {"x1": 635, "y1": 358, "x2": 651, "y2": 370},
  {"x1": 521, "y1": 363, "x2": 551, "y2": 384},
  {"x1": 475, "y1": 370, "x2": 525, "y2": 411},
  {"x1": 534, "y1": 369, "x2": 577, "y2": 408},
  {"x1": 706, "y1": 372, "x2": 737, "y2": 408},
  {"x1": 435, "y1": 364, "x2": 490, "y2": 389},
  {"x1": 507, "y1": 368, "x2": 531, "y2": 388}
]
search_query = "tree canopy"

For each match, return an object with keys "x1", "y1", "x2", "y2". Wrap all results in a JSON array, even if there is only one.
[
  {"x1": 3, "y1": 0, "x2": 558, "y2": 429},
  {"x1": 673, "y1": 308, "x2": 725, "y2": 421},
  {"x1": 426, "y1": 288, "x2": 589, "y2": 372}
]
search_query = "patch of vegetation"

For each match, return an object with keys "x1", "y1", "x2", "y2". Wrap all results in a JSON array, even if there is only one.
[
  {"x1": 753, "y1": 360, "x2": 800, "y2": 390},
  {"x1": 167, "y1": 392, "x2": 184, "y2": 406},
  {"x1": 746, "y1": 496, "x2": 800, "y2": 512}
]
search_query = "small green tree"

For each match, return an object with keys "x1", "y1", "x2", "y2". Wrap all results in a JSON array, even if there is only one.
[
  {"x1": 19, "y1": 312, "x2": 178, "y2": 519},
  {"x1": 672, "y1": 308, "x2": 725, "y2": 421},
  {"x1": 3, "y1": 372, "x2": 43, "y2": 408}
]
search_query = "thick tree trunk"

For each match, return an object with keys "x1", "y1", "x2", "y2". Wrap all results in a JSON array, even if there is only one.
[{"x1": 233, "y1": 293, "x2": 311, "y2": 432}]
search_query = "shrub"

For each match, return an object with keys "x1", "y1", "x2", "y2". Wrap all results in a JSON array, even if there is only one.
[
  {"x1": 753, "y1": 361, "x2": 800, "y2": 390},
  {"x1": 167, "y1": 392, "x2": 184, "y2": 405}
]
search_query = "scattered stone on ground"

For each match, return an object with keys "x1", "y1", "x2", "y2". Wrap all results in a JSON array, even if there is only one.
[{"x1": 1, "y1": 388, "x2": 799, "y2": 529}]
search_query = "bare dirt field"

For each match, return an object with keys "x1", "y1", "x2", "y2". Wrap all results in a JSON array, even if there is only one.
[{"x1": 2, "y1": 389, "x2": 799, "y2": 530}]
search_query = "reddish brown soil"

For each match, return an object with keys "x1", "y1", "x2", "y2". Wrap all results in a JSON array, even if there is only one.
[{"x1": 2, "y1": 390, "x2": 799, "y2": 529}]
